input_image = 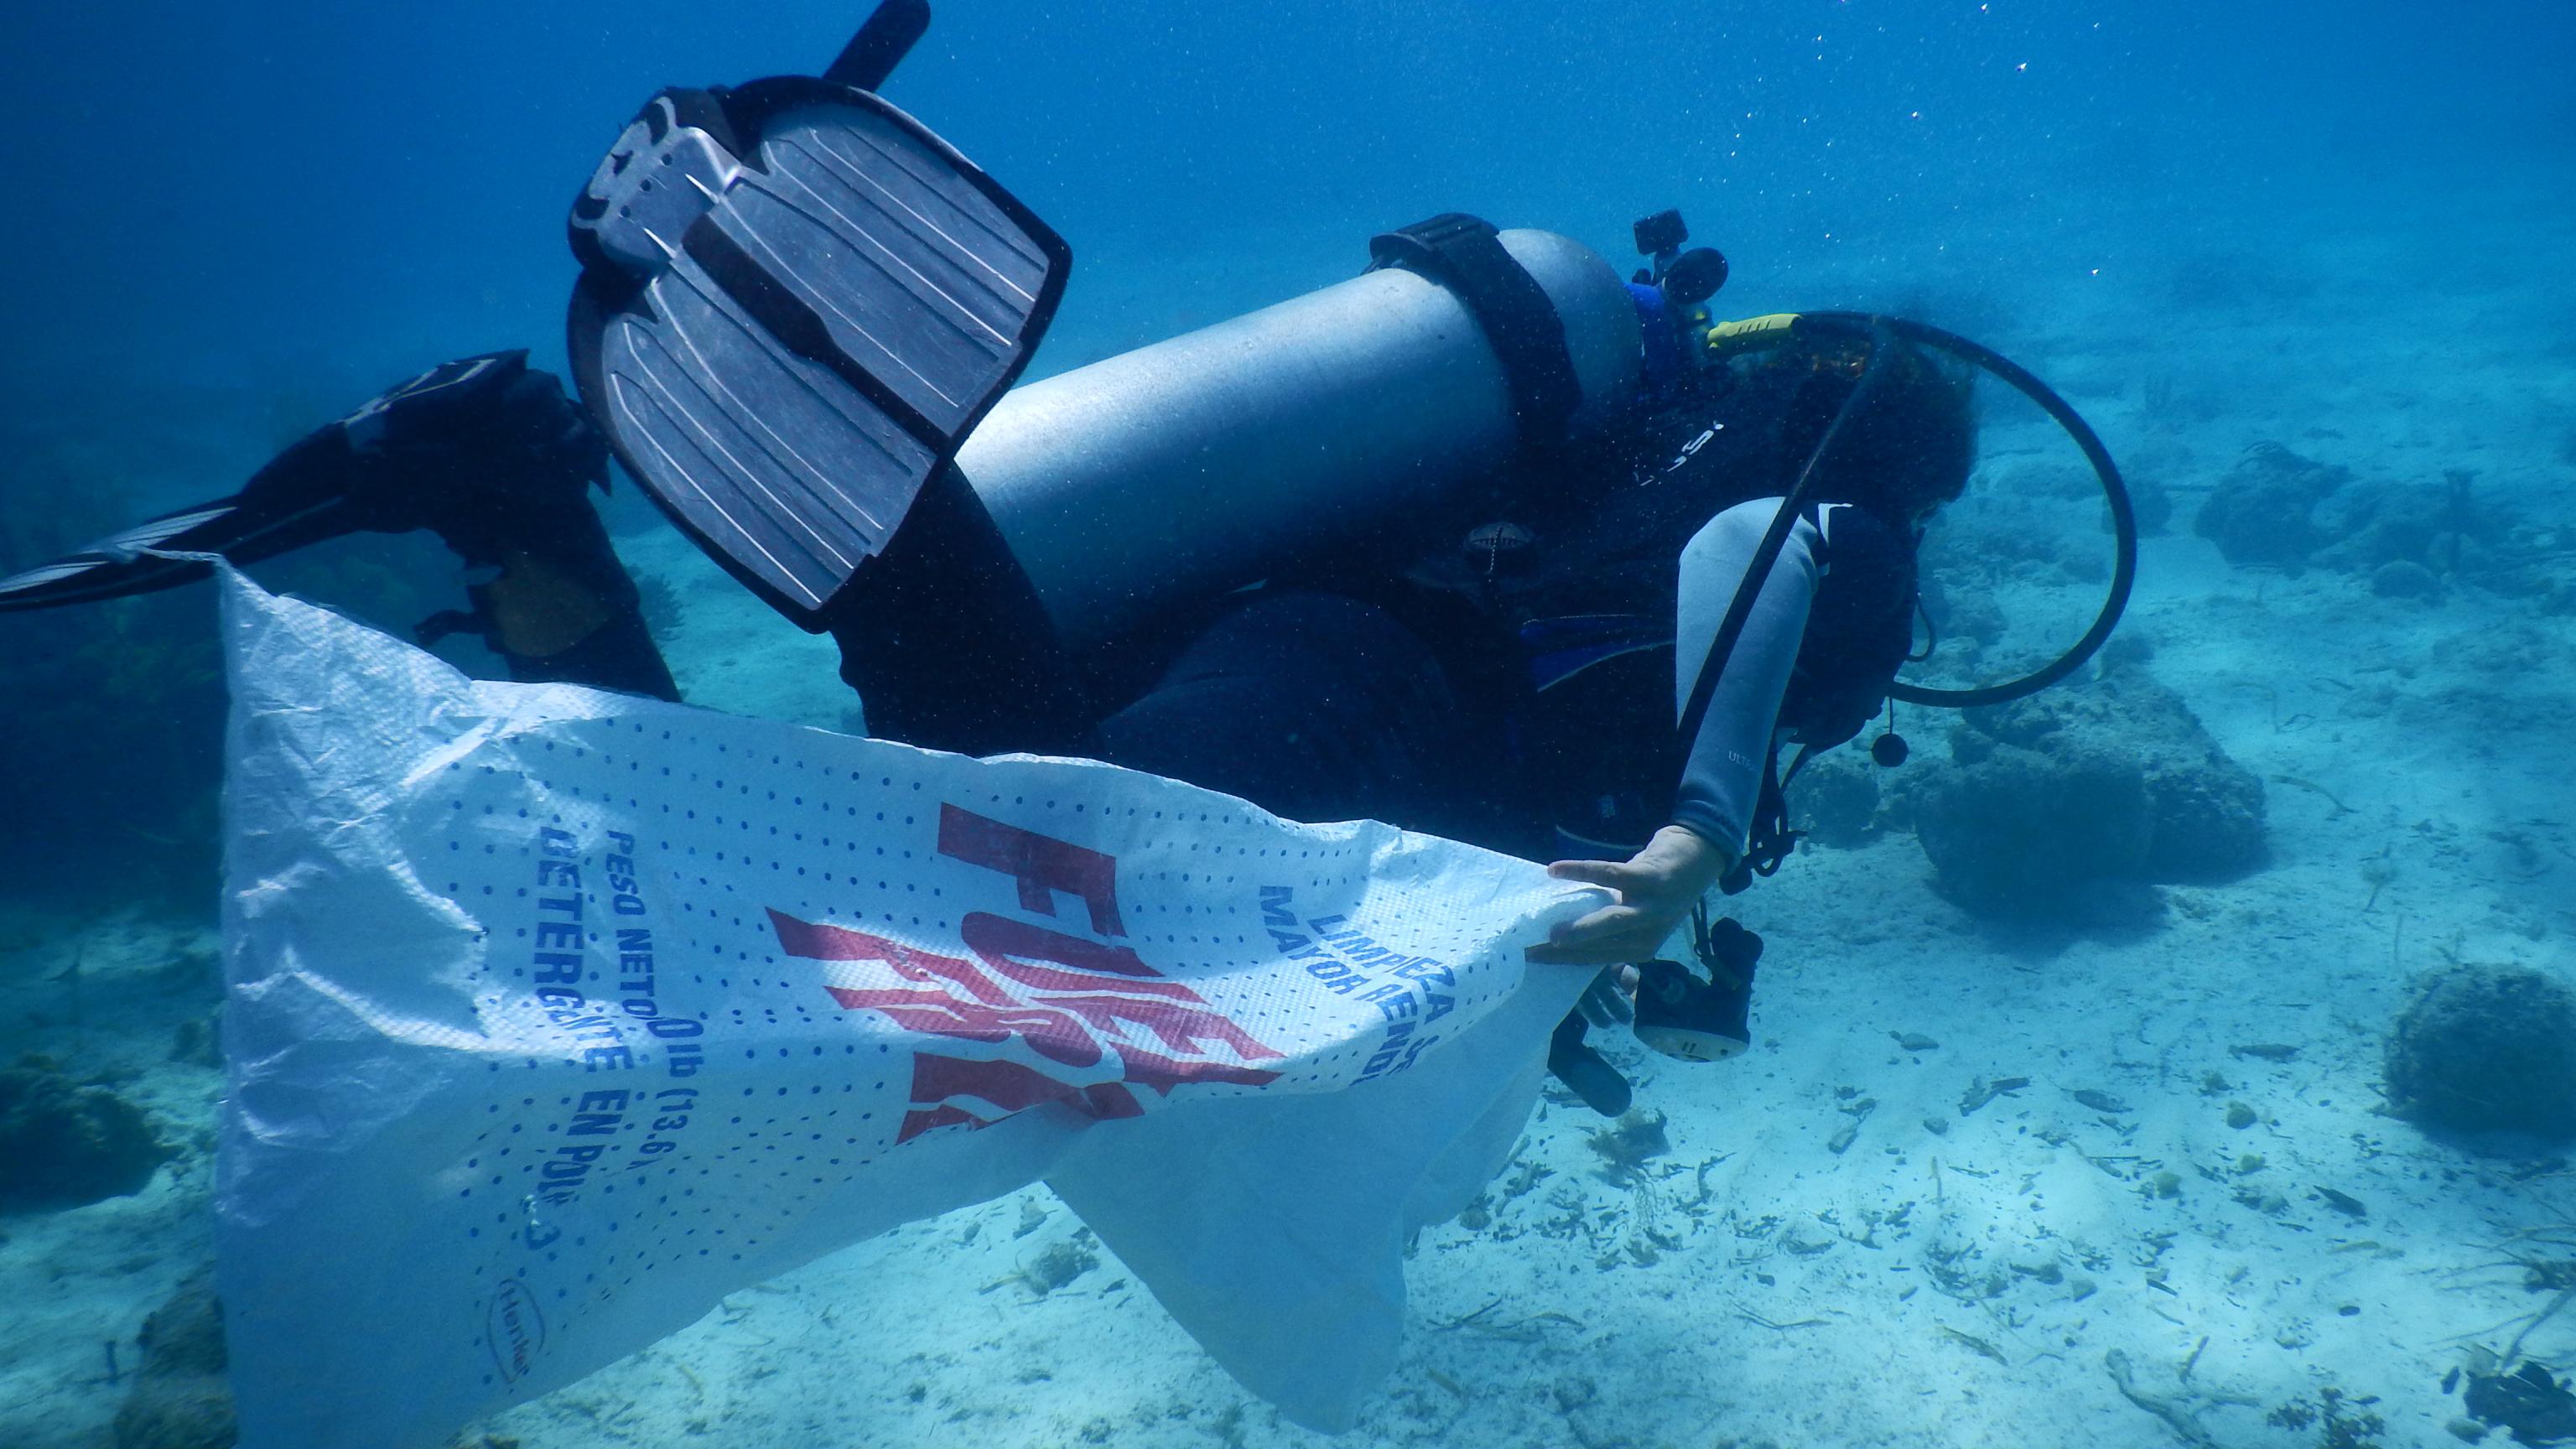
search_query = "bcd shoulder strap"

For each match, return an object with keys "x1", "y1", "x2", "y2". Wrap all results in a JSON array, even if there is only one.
[{"x1": 1368, "y1": 213, "x2": 1583, "y2": 446}]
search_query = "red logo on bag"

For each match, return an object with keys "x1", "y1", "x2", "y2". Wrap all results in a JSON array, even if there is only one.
[{"x1": 769, "y1": 805, "x2": 1284, "y2": 1142}]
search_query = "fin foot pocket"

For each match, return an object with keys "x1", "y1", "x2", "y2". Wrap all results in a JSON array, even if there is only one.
[
  {"x1": 1548, "y1": 1015, "x2": 1635, "y2": 1117},
  {"x1": 0, "y1": 352, "x2": 679, "y2": 699},
  {"x1": 568, "y1": 75, "x2": 1070, "y2": 627},
  {"x1": 0, "y1": 351, "x2": 570, "y2": 611}
]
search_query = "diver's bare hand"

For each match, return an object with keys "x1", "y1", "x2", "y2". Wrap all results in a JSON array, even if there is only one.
[{"x1": 1525, "y1": 825, "x2": 1732, "y2": 968}]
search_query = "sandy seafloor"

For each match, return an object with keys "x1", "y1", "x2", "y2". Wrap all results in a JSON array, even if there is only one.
[{"x1": 3, "y1": 169, "x2": 2575, "y2": 1449}]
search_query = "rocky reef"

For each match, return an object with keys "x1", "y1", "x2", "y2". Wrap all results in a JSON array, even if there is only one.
[{"x1": 1898, "y1": 659, "x2": 2267, "y2": 922}]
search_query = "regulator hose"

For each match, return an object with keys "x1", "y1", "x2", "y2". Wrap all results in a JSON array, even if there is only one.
[{"x1": 1693, "y1": 310, "x2": 2138, "y2": 714}]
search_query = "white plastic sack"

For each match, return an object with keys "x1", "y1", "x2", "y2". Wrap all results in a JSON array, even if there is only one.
[{"x1": 214, "y1": 569, "x2": 1593, "y2": 1448}]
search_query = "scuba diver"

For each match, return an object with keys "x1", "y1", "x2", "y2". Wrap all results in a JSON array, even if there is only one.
[{"x1": 0, "y1": 3, "x2": 2132, "y2": 1117}]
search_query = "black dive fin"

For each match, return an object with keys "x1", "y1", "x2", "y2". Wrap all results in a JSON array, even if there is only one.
[
  {"x1": 565, "y1": 49, "x2": 1068, "y2": 628},
  {"x1": 0, "y1": 352, "x2": 535, "y2": 612},
  {"x1": 825, "y1": 0, "x2": 931, "y2": 91}
]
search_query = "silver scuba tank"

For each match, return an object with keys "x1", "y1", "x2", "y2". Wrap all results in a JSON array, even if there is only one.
[{"x1": 953, "y1": 229, "x2": 1646, "y2": 652}]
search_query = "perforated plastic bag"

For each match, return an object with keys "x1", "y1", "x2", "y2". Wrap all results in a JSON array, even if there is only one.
[{"x1": 214, "y1": 569, "x2": 1590, "y2": 1447}]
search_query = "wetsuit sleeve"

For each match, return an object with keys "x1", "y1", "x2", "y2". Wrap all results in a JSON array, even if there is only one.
[{"x1": 1670, "y1": 498, "x2": 1820, "y2": 855}]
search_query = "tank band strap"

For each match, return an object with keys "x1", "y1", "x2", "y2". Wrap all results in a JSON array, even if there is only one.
[{"x1": 1368, "y1": 213, "x2": 1582, "y2": 444}]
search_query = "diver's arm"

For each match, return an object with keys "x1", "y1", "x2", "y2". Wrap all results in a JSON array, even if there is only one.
[
  {"x1": 1527, "y1": 499, "x2": 1819, "y2": 967},
  {"x1": 1669, "y1": 497, "x2": 1820, "y2": 851}
]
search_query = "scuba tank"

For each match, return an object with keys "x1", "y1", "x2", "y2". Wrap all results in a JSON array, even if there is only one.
[{"x1": 953, "y1": 226, "x2": 1646, "y2": 653}]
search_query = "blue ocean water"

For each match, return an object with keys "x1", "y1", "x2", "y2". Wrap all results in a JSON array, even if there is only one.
[
  {"x1": 1, "y1": 2, "x2": 2563, "y2": 391},
  {"x1": 3, "y1": 3, "x2": 2574, "y2": 1446}
]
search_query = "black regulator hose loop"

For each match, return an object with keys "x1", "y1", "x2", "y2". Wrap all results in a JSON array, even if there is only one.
[
  {"x1": 1788, "y1": 311, "x2": 2139, "y2": 710},
  {"x1": 1675, "y1": 319, "x2": 1897, "y2": 750}
]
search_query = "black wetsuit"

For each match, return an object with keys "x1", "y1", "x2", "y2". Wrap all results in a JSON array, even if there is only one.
[{"x1": 948, "y1": 362, "x2": 1924, "y2": 872}]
